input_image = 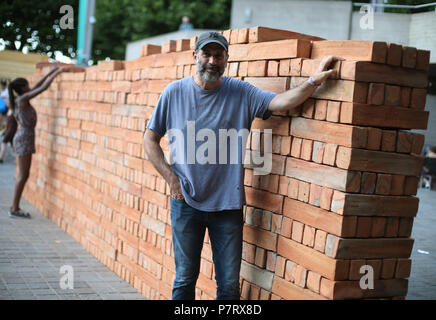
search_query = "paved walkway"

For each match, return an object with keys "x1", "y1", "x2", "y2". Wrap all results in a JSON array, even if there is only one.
[
  {"x1": 0, "y1": 147, "x2": 146, "y2": 300},
  {"x1": 0, "y1": 144, "x2": 435, "y2": 300},
  {"x1": 408, "y1": 187, "x2": 436, "y2": 299}
]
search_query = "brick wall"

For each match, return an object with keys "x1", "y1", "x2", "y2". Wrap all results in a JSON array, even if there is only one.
[{"x1": 23, "y1": 26, "x2": 430, "y2": 300}]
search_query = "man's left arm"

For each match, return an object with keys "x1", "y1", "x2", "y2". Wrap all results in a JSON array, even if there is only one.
[{"x1": 268, "y1": 55, "x2": 344, "y2": 113}]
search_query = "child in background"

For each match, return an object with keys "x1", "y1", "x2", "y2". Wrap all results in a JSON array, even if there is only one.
[{"x1": 0, "y1": 107, "x2": 18, "y2": 163}]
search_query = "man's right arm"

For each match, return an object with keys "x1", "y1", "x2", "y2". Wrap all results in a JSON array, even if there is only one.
[{"x1": 143, "y1": 128, "x2": 184, "y2": 200}]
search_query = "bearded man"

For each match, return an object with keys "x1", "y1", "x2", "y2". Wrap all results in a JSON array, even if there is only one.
[{"x1": 143, "y1": 31, "x2": 342, "y2": 300}]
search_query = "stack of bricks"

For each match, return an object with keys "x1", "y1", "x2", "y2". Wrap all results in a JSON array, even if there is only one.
[{"x1": 22, "y1": 26, "x2": 430, "y2": 300}]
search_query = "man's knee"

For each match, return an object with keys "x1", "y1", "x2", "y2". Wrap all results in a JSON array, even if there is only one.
[
  {"x1": 173, "y1": 271, "x2": 199, "y2": 296},
  {"x1": 174, "y1": 262, "x2": 200, "y2": 284}
]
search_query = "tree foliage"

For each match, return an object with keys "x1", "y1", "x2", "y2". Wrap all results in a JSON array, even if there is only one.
[
  {"x1": 92, "y1": 0, "x2": 231, "y2": 62},
  {"x1": 0, "y1": 0, "x2": 78, "y2": 58},
  {"x1": 0, "y1": 0, "x2": 231, "y2": 62}
]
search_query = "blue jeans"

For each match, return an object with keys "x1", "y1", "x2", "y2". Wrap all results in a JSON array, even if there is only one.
[{"x1": 170, "y1": 198, "x2": 243, "y2": 300}]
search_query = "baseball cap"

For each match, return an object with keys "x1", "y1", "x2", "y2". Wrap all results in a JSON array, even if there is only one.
[{"x1": 195, "y1": 31, "x2": 229, "y2": 52}]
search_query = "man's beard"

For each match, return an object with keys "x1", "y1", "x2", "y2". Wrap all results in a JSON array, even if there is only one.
[{"x1": 196, "y1": 59, "x2": 226, "y2": 83}]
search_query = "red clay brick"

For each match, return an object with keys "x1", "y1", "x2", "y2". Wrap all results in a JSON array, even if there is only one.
[
  {"x1": 314, "y1": 100, "x2": 328, "y2": 120},
  {"x1": 367, "y1": 83, "x2": 385, "y2": 105},
  {"x1": 309, "y1": 184, "x2": 322, "y2": 207},
  {"x1": 297, "y1": 181, "x2": 310, "y2": 203},
  {"x1": 279, "y1": 59, "x2": 291, "y2": 76},
  {"x1": 275, "y1": 255, "x2": 286, "y2": 277},
  {"x1": 249, "y1": 284, "x2": 261, "y2": 300},
  {"x1": 237, "y1": 28, "x2": 249, "y2": 44},
  {"x1": 294, "y1": 265, "x2": 308, "y2": 288},
  {"x1": 349, "y1": 259, "x2": 366, "y2": 280},
  {"x1": 411, "y1": 133, "x2": 425, "y2": 155},
  {"x1": 291, "y1": 221, "x2": 304, "y2": 243},
  {"x1": 381, "y1": 258, "x2": 397, "y2": 279},
  {"x1": 302, "y1": 98, "x2": 315, "y2": 118},
  {"x1": 395, "y1": 259, "x2": 411, "y2": 278},
  {"x1": 390, "y1": 175, "x2": 405, "y2": 196},
  {"x1": 398, "y1": 218, "x2": 413, "y2": 237},
  {"x1": 228, "y1": 62, "x2": 239, "y2": 77},
  {"x1": 306, "y1": 271, "x2": 321, "y2": 293},
  {"x1": 287, "y1": 178, "x2": 299, "y2": 199},
  {"x1": 375, "y1": 174, "x2": 392, "y2": 195},
  {"x1": 302, "y1": 225, "x2": 316, "y2": 247},
  {"x1": 319, "y1": 187, "x2": 333, "y2": 211},
  {"x1": 371, "y1": 217, "x2": 387, "y2": 237},
  {"x1": 280, "y1": 217, "x2": 292, "y2": 238},
  {"x1": 238, "y1": 61, "x2": 248, "y2": 77},
  {"x1": 291, "y1": 137, "x2": 302, "y2": 158},
  {"x1": 402, "y1": 46, "x2": 417, "y2": 69},
  {"x1": 385, "y1": 217, "x2": 399, "y2": 238},
  {"x1": 404, "y1": 176, "x2": 419, "y2": 196},
  {"x1": 326, "y1": 101, "x2": 341, "y2": 122},
  {"x1": 322, "y1": 143, "x2": 338, "y2": 166},
  {"x1": 248, "y1": 60, "x2": 268, "y2": 77},
  {"x1": 381, "y1": 130, "x2": 397, "y2": 152},
  {"x1": 290, "y1": 58, "x2": 303, "y2": 76},
  {"x1": 278, "y1": 176, "x2": 289, "y2": 196},
  {"x1": 384, "y1": 85, "x2": 401, "y2": 106},
  {"x1": 241, "y1": 279, "x2": 250, "y2": 299},
  {"x1": 280, "y1": 136, "x2": 292, "y2": 156},
  {"x1": 387, "y1": 43, "x2": 402, "y2": 66},
  {"x1": 301, "y1": 139, "x2": 313, "y2": 161},
  {"x1": 400, "y1": 87, "x2": 411, "y2": 107},
  {"x1": 284, "y1": 260, "x2": 296, "y2": 282},
  {"x1": 243, "y1": 224, "x2": 278, "y2": 251},
  {"x1": 361, "y1": 172, "x2": 377, "y2": 194},
  {"x1": 314, "y1": 230, "x2": 327, "y2": 253},
  {"x1": 366, "y1": 259, "x2": 382, "y2": 279},
  {"x1": 410, "y1": 88, "x2": 427, "y2": 110},
  {"x1": 356, "y1": 217, "x2": 372, "y2": 238},
  {"x1": 312, "y1": 141, "x2": 325, "y2": 164},
  {"x1": 255, "y1": 247, "x2": 267, "y2": 268},
  {"x1": 397, "y1": 131, "x2": 413, "y2": 154},
  {"x1": 266, "y1": 251, "x2": 277, "y2": 272},
  {"x1": 416, "y1": 49, "x2": 430, "y2": 71},
  {"x1": 267, "y1": 60, "x2": 279, "y2": 77},
  {"x1": 366, "y1": 127, "x2": 382, "y2": 151}
]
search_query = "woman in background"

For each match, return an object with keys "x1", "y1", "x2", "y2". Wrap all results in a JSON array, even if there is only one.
[
  {"x1": 8, "y1": 65, "x2": 68, "y2": 218},
  {"x1": 0, "y1": 107, "x2": 18, "y2": 163}
]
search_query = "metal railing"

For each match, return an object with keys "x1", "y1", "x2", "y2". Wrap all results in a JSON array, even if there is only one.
[{"x1": 353, "y1": 2, "x2": 436, "y2": 9}]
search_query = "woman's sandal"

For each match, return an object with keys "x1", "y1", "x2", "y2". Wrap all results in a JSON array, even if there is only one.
[{"x1": 8, "y1": 208, "x2": 31, "y2": 218}]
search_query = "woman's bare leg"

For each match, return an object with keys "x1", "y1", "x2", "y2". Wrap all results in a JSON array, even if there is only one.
[
  {"x1": 11, "y1": 153, "x2": 32, "y2": 212},
  {"x1": 0, "y1": 142, "x2": 6, "y2": 161}
]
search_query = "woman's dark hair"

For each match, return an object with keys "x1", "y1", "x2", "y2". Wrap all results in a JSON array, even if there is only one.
[{"x1": 8, "y1": 78, "x2": 28, "y2": 112}]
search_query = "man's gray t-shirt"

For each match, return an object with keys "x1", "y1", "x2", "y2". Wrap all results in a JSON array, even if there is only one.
[{"x1": 146, "y1": 76, "x2": 276, "y2": 212}]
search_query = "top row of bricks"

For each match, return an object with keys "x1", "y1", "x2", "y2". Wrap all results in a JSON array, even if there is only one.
[{"x1": 95, "y1": 26, "x2": 429, "y2": 72}]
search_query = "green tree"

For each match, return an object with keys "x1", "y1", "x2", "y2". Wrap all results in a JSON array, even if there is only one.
[
  {"x1": 92, "y1": 0, "x2": 231, "y2": 62},
  {"x1": 0, "y1": 0, "x2": 231, "y2": 62},
  {"x1": 0, "y1": 0, "x2": 78, "y2": 58}
]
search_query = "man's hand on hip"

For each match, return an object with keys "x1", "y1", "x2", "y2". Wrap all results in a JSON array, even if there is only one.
[{"x1": 170, "y1": 175, "x2": 184, "y2": 200}]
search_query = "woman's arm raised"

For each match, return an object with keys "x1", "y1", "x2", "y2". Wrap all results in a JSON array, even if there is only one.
[
  {"x1": 30, "y1": 65, "x2": 60, "y2": 91},
  {"x1": 20, "y1": 66, "x2": 68, "y2": 102}
]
